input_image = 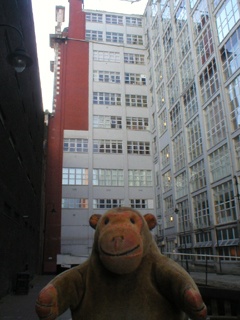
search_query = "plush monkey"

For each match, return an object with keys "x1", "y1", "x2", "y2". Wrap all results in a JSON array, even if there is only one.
[{"x1": 36, "y1": 207, "x2": 207, "y2": 320}]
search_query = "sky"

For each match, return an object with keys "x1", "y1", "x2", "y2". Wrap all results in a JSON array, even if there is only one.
[{"x1": 31, "y1": 0, "x2": 148, "y2": 111}]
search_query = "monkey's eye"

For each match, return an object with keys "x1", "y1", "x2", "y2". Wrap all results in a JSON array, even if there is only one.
[
  {"x1": 130, "y1": 218, "x2": 135, "y2": 224},
  {"x1": 105, "y1": 218, "x2": 109, "y2": 225}
]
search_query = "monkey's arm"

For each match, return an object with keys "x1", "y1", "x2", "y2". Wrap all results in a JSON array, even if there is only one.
[
  {"x1": 155, "y1": 255, "x2": 207, "y2": 320},
  {"x1": 36, "y1": 266, "x2": 86, "y2": 320}
]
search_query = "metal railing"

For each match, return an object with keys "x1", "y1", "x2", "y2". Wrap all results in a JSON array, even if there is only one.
[{"x1": 163, "y1": 252, "x2": 240, "y2": 286}]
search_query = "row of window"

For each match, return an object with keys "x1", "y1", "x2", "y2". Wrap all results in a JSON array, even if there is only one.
[
  {"x1": 93, "y1": 93, "x2": 148, "y2": 107},
  {"x1": 86, "y1": 13, "x2": 142, "y2": 27},
  {"x1": 85, "y1": 30, "x2": 143, "y2": 45},
  {"x1": 62, "y1": 198, "x2": 153, "y2": 209},
  {"x1": 93, "y1": 52, "x2": 145, "y2": 65},
  {"x1": 92, "y1": 115, "x2": 149, "y2": 130},
  {"x1": 160, "y1": 180, "x2": 236, "y2": 234},
  {"x1": 92, "y1": 72, "x2": 146, "y2": 85},
  {"x1": 151, "y1": 0, "x2": 240, "y2": 103},
  {"x1": 62, "y1": 168, "x2": 152, "y2": 187},
  {"x1": 63, "y1": 139, "x2": 150, "y2": 155}
]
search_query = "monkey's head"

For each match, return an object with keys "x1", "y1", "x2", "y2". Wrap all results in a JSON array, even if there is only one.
[{"x1": 89, "y1": 207, "x2": 156, "y2": 274}]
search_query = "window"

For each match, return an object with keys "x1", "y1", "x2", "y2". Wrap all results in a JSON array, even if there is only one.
[
  {"x1": 125, "y1": 73, "x2": 146, "y2": 85},
  {"x1": 93, "y1": 199, "x2": 124, "y2": 208},
  {"x1": 221, "y1": 27, "x2": 240, "y2": 81},
  {"x1": 213, "y1": 180, "x2": 236, "y2": 224},
  {"x1": 161, "y1": 145, "x2": 170, "y2": 169},
  {"x1": 218, "y1": 246, "x2": 240, "y2": 261},
  {"x1": 160, "y1": 0, "x2": 167, "y2": 11},
  {"x1": 157, "y1": 194, "x2": 161, "y2": 209},
  {"x1": 177, "y1": 199, "x2": 191, "y2": 232},
  {"x1": 93, "y1": 92, "x2": 121, "y2": 105},
  {"x1": 127, "y1": 34, "x2": 143, "y2": 45},
  {"x1": 186, "y1": 116, "x2": 202, "y2": 162},
  {"x1": 153, "y1": 39, "x2": 161, "y2": 65},
  {"x1": 178, "y1": 234, "x2": 192, "y2": 260},
  {"x1": 151, "y1": 0, "x2": 158, "y2": 17},
  {"x1": 195, "y1": 247, "x2": 213, "y2": 261},
  {"x1": 62, "y1": 198, "x2": 88, "y2": 209},
  {"x1": 156, "y1": 83, "x2": 165, "y2": 111},
  {"x1": 166, "y1": 49, "x2": 176, "y2": 81},
  {"x1": 125, "y1": 94, "x2": 147, "y2": 107},
  {"x1": 190, "y1": 0, "x2": 198, "y2": 9},
  {"x1": 106, "y1": 32, "x2": 124, "y2": 43},
  {"x1": 175, "y1": 0, "x2": 187, "y2": 36},
  {"x1": 168, "y1": 75, "x2": 179, "y2": 106},
  {"x1": 106, "y1": 14, "x2": 123, "y2": 25},
  {"x1": 176, "y1": 171, "x2": 188, "y2": 199},
  {"x1": 199, "y1": 59, "x2": 219, "y2": 104},
  {"x1": 172, "y1": 132, "x2": 185, "y2": 172},
  {"x1": 203, "y1": 95, "x2": 226, "y2": 149},
  {"x1": 178, "y1": 24, "x2": 190, "y2": 62},
  {"x1": 162, "y1": 2, "x2": 171, "y2": 32},
  {"x1": 163, "y1": 170, "x2": 172, "y2": 192},
  {"x1": 93, "y1": 71, "x2": 120, "y2": 83},
  {"x1": 63, "y1": 138, "x2": 88, "y2": 152},
  {"x1": 93, "y1": 140, "x2": 122, "y2": 154},
  {"x1": 127, "y1": 141, "x2": 150, "y2": 155},
  {"x1": 93, "y1": 115, "x2": 122, "y2": 129},
  {"x1": 234, "y1": 135, "x2": 240, "y2": 170},
  {"x1": 62, "y1": 168, "x2": 88, "y2": 185},
  {"x1": 85, "y1": 30, "x2": 103, "y2": 41},
  {"x1": 130, "y1": 199, "x2": 153, "y2": 209},
  {"x1": 180, "y1": 53, "x2": 194, "y2": 90},
  {"x1": 183, "y1": 83, "x2": 198, "y2": 121},
  {"x1": 93, "y1": 51, "x2": 120, "y2": 62},
  {"x1": 93, "y1": 169, "x2": 124, "y2": 186},
  {"x1": 209, "y1": 144, "x2": 231, "y2": 183},
  {"x1": 192, "y1": 0, "x2": 209, "y2": 39},
  {"x1": 213, "y1": 0, "x2": 221, "y2": 7},
  {"x1": 126, "y1": 117, "x2": 149, "y2": 130},
  {"x1": 124, "y1": 53, "x2": 144, "y2": 65},
  {"x1": 128, "y1": 170, "x2": 152, "y2": 186},
  {"x1": 216, "y1": 0, "x2": 240, "y2": 43},
  {"x1": 170, "y1": 102, "x2": 182, "y2": 136},
  {"x1": 126, "y1": 17, "x2": 142, "y2": 27},
  {"x1": 196, "y1": 25, "x2": 214, "y2": 70},
  {"x1": 152, "y1": 136, "x2": 157, "y2": 154},
  {"x1": 86, "y1": 13, "x2": 102, "y2": 22},
  {"x1": 174, "y1": 0, "x2": 181, "y2": 8},
  {"x1": 227, "y1": 74, "x2": 240, "y2": 131},
  {"x1": 164, "y1": 195, "x2": 174, "y2": 228},
  {"x1": 152, "y1": 17, "x2": 159, "y2": 44},
  {"x1": 217, "y1": 226, "x2": 239, "y2": 257},
  {"x1": 193, "y1": 192, "x2": 210, "y2": 228},
  {"x1": 189, "y1": 160, "x2": 206, "y2": 192},
  {"x1": 163, "y1": 25, "x2": 173, "y2": 56},
  {"x1": 155, "y1": 59, "x2": 163, "y2": 87},
  {"x1": 159, "y1": 109, "x2": 167, "y2": 136}
]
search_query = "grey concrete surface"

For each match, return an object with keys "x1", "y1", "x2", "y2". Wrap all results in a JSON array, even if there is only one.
[{"x1": 0, "y1": 271, "x2": 239, "y2": 319}]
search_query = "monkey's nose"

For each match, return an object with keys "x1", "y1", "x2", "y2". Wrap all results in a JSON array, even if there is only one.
[{"x1": 112, "y1": 236, "x2": 124, "y2": 252}]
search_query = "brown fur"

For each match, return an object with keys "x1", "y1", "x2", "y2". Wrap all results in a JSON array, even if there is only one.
[{"x1": 36, "y1": 207, "x2": 207, "y2": 320}]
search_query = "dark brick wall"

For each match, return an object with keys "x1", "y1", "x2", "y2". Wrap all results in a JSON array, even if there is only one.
[{"x1": 0, "y1": 0, "x2": 44, "y2": 298}]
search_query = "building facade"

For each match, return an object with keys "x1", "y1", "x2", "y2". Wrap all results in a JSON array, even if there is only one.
[
  {"x1": 45, "y1": 0, "x2": 240, "y2": 274},
  {"x1": 0, "y1": 0, "x2": 44, "y2": 297}
]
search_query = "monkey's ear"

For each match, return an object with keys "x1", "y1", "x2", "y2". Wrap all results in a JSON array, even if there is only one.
[
  {"x1": 89, "y1": 214, "x2": 102, "y2": 229},
  {"x1": 143, "y1": 214, "x2": 156, "y2": 230}
]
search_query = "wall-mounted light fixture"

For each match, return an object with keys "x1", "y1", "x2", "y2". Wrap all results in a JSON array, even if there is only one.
[
  {"x1": 46, "y1": 202, "x2": 56, "y2": 214},
  {"x1": 0, "y1": 24, "x2": 33, "y2": 72}
]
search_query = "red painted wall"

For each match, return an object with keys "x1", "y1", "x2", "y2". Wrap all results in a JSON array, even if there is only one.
[{"x1": 44, "y1": 0, "x2": 88, "y2": 273}]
